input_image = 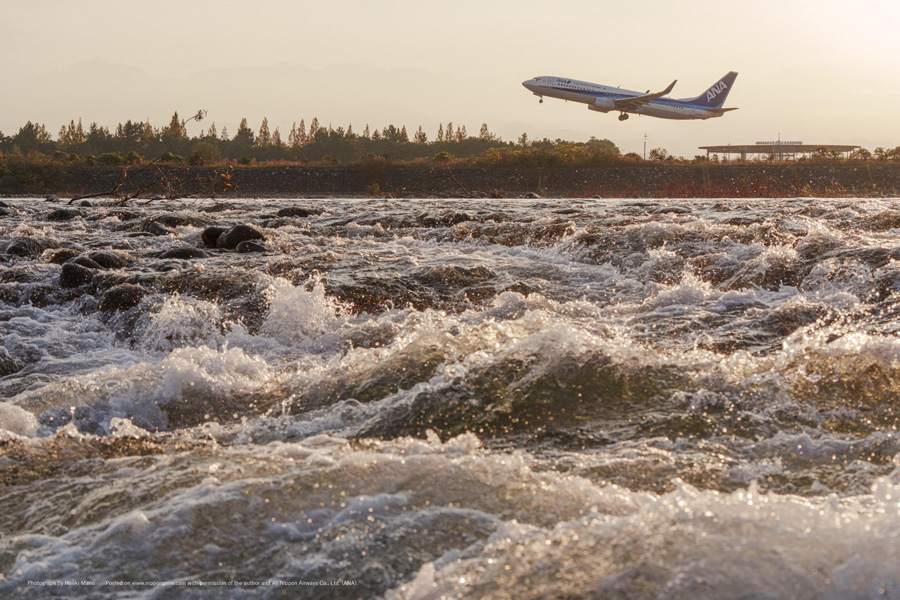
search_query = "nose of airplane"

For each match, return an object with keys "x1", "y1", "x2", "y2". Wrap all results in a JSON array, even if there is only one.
[{"x1": 522, "y1": 80, "x2": 536, "y2": 91}]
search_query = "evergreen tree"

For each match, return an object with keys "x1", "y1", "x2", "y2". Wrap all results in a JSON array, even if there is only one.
[
  {"x1": 272, "y1": 127, "x2": 282, "y2": 147},
  {"x1": 346, "y1": 124, "x2": 353, "y2": 138},
  {"x1": 165, "y1": 111, "x2": 186, "y2": 141},
  {"x1": 414, "y1": 125, "x2": 427, "y2": 144},
  {"x1": 479, "y1": 123, "x2": 493, "y2": 141},
  {"x1": 400, "y1": 125, "x2": 408, "y2": 142},
  {"x1": 518, "y1": 132, "x2": 529, "y2": 146},
  {"x1": 220, "y1": 126, "x2": 229, "y2": 141},
  {"x1": 362, "y1": 124, "x2": 370, "y2": 139},
  {"x1": 437, "y1": 123, "x2": 444, "y2": 142},
  {"x1": 207, "y1": 122, "x2": 217, "y2": 139},
  {"x1": 446, "y1": 122, "x2": 454, "y2": 141},
  {"x1": 297, "y1": 119, "x2": 307, "y2": 145},
  {"x1": 457, "y1": 125, "x2": 467, "y2": 142},
  {"x1": 234, "y1": 118, "x2": 255, "y2": 145},
  {"x1": 257, "y1": 117, "x2": 271, "y2": 146},
  {"x1": 308, "y1": 118, "x2": 320, "y2": 140},
  {"x1": 141, "y1": 121, "x2": 154, "y2": 142},
  {"x1": 12, "y1": 121, "x2": 52, "y2": 153}
]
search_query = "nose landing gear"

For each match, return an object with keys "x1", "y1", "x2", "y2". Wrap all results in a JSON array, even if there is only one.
[
  {"x1": 539, "y1": 98, "x2": 543, "y2": 103},
  {"x1": 618, "y1": 112, "x2": 629, "y2": 121}
]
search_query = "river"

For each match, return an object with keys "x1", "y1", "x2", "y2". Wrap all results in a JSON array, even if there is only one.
[{"x1": 1, "y1": 196, "x2": 899, "y2": 598}]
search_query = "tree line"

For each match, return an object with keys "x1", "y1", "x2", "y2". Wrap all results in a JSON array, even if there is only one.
[{"x1": 0, "y1": 112, "x2": 541, "y2": 166}]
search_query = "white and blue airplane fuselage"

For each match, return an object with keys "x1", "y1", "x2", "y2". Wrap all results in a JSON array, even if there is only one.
[{"x1": 522, "y1": 72, "x2": 738, "y2": 121}]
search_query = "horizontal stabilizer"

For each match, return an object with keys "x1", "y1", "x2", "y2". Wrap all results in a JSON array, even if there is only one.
[{"x1": 708, "y1": 107, "x2": 739, "y2": 114}]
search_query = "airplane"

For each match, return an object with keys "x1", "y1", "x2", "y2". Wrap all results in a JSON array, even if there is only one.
[{"x1": 522, "y1": 72, "x2": 738, "y2": 121}]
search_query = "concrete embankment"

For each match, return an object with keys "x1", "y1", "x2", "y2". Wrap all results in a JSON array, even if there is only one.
[{"x1": 30, "y1": 163, "x2": 900, "y2": 197}]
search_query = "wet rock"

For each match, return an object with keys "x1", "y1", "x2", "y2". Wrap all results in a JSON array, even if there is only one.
[
  {"x1": 45, "y1": 196, "x2": 59, "y2": 202},
  {"x1": 5, "y1": 237, "x2": 57, "y2": 258},
  {"x1": 524, "y1": 192, "x2": 541, "y2": 199},
  {"x1": 45, "y1": 208, "x2": 82, "y2": 221},
  {"x1": 158, "y1": 247, "x2": 210, "y2": 260},
  {"x1": 142, "y1": 221, "x2": 174, "y2": 236},
  {"x1": 42, "y1": 248, "x2": 80, "y2": 264},
  {"x1": 235, "y1": 240, "x2": 267, "y2": 253},
  {"x1": 201, "y1": 226, "x2": 228, "y2": 248},
  {"x1": 59, "y1": 262, "x2": 95, "y2": 288},
  {"x1": 276, "y1": 207, "x2": 314, "y2": 218},
  {"x1": 87, "y1": 250, "x2": 131, "y2": 269},
  {"x1": 217, "y1": 224, "x2": 264, "y2": 250},
  {"x1": 99, "y1": 284, "x2": 146, "y2": 312},
  {"x1": 0, "y1": 207, "x2": 16, "y2": 217},
  {"x1": 0, "y1": 201, "x2": 11, "y2": 208},
  {"x1": 105, "y1": 209, "x2": 142, "y2": 221},
  {"x1": 0, "y1": 346, "x2": 23, "y2": 377},
  {"x1": 140, "y1": 214, "x2": 207, "y2": 236},
  {"x1": 198, "y1": 202, "x2": 237, "y2": 213},
  {"x1": 71, "y1": 256, "x2": 103, "y2": 269},
  {"x1": 79, "y1": 200, "x2": 95, "y2": 207}
]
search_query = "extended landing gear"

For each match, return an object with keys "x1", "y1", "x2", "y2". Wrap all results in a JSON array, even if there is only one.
[
  {"x1": 618, "y1": 112, "x2": 629, "y2": 121},
  {"x1": 539, "y1": 98, "x2": 543, "y2": 103}
]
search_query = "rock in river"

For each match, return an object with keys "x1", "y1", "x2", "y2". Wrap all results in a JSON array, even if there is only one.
[
  {"x1": 201, "y1": 226, "x2": 228, "y2": 248},
  {"x1": 276, "y1": 207, "x2": 314, "y2": 218},
  {"x1": 59, "y1": 262, "x2": 95, "y2": 288},
  {"x1": 5, "y1": 236, "x2": 57, "y2": 258},
  {"x1": 158, "y1": 246, "x2": 211, "y2": 260},
  {"x1": 87, "y1": 250, "x2": 131, "y2": 269},
  {"x1": 217, "y1": 224, "x2": 264, "y2": 250},
  {"x1": 99, "y1": 284, "x2": 146, "y2": 312},
  {"x1": 235, "y1": 240, "x2": 267, "y2": 253},
  {"x1": 45, "y1": 208, "x2": 82, "y2": 222}
]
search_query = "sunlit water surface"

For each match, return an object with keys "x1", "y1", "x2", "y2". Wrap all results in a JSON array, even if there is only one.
[{"x1": 1, "y1": 196, "x2": 900, "y2": 598}]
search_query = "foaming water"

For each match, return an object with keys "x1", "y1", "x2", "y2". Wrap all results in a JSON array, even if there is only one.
[{"x1": 1, "y1": 197, "x2": 900, "y2": 597}]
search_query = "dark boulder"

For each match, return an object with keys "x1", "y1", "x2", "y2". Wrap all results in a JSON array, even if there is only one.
[
  {"x1": 141, "y1": 214, "x2": 207, "y2": 235},
  {"x1": 142, "y1": 221, "x2": 174, "y2": 236},
  {"x1": 217, "y1": 224, "x2": 264, "y2": 250},
  {"x1": 0, "y1": 207, "x2": 16, "y2": 217},
  {"x1": 43, "y1": 248, "x2": 80, "y2": 264},
  {"x1": 524, "y1": 192, "x2": 541, "y2": 199},
  {"x1": 158, "y1": 246, "x2": 210, "y2": 260},
  {"x1": 99, "y1": 284, "x2": 146, "y2": 312},
  {"x1": 79, "y1": 200, "x2": 95, "y2": 207},
  {"x1": 87, "y1": 250, "x2": 131, "y2": 269},
  {"x1": 59, "y1": 263, "x2": 95, "y2": 288},
  {"x1": 276, "y1": 207, "x2": 314, "y2": 218},
  {"x1": 201, "y1": 226, "x2": 228, "y2": 248},
  {"x1": 5, "y1": 237, "x2": 56, "y2": 257},
  {"x1": 71, "y1": 256, "x2": 103, "y2": 269},
  {"x1": 198, "y1": 202, "x2": 237, "y2": 213},
  {"x1": 0, "y1": 347, "x2": 23, "y2": 377},
  {"x1": 45, "y1": 208, "x2": 82, "y2": 221},
  {"x1": 235, "y1": 240, "x2": 267, "y2": 253}
]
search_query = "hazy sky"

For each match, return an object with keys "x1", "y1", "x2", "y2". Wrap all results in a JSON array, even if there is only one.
[{"x1": 3, "y1": 0, "x2": 900, "y2": 157}]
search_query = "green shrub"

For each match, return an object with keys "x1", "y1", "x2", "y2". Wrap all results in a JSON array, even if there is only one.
[{"x1": 98, "y1": 152, "x2": 123, "y2": 166}]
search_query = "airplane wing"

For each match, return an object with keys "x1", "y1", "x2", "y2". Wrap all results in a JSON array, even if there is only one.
[{"x1": 613, "y1": 80, "x2": 677, "y2": 111}]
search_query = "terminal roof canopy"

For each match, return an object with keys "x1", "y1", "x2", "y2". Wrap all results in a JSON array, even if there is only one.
[{"x1": 699, "y1": 143, "x2": 859, "y2": 156}]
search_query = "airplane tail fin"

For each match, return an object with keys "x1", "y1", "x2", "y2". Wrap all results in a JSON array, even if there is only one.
[{"x1": 684, "y1": 72, "x2": 738, "y2": 108}]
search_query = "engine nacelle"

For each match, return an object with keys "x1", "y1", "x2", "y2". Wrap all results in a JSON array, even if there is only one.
[{"x1": 588, "y1": 98, "x2": 616, "y2": 113}]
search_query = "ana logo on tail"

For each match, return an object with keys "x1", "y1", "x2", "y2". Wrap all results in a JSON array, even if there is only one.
[{"x1": 706, "y1": 81, "x2": 728, "y2": 102}]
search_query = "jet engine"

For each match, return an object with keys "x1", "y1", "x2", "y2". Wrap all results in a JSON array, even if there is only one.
[{"x1": 588, "y1": 98, "x2": 616, "y2": 113}]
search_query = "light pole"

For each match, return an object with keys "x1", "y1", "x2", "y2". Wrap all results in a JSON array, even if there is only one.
[{"x1": 643, "y1": 133, "x2": 647, "y2": 160}]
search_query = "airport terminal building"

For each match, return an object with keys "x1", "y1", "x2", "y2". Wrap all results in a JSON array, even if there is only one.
[{"x1": 699, "y1": 141, "x2": 859, "y2": 160}]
